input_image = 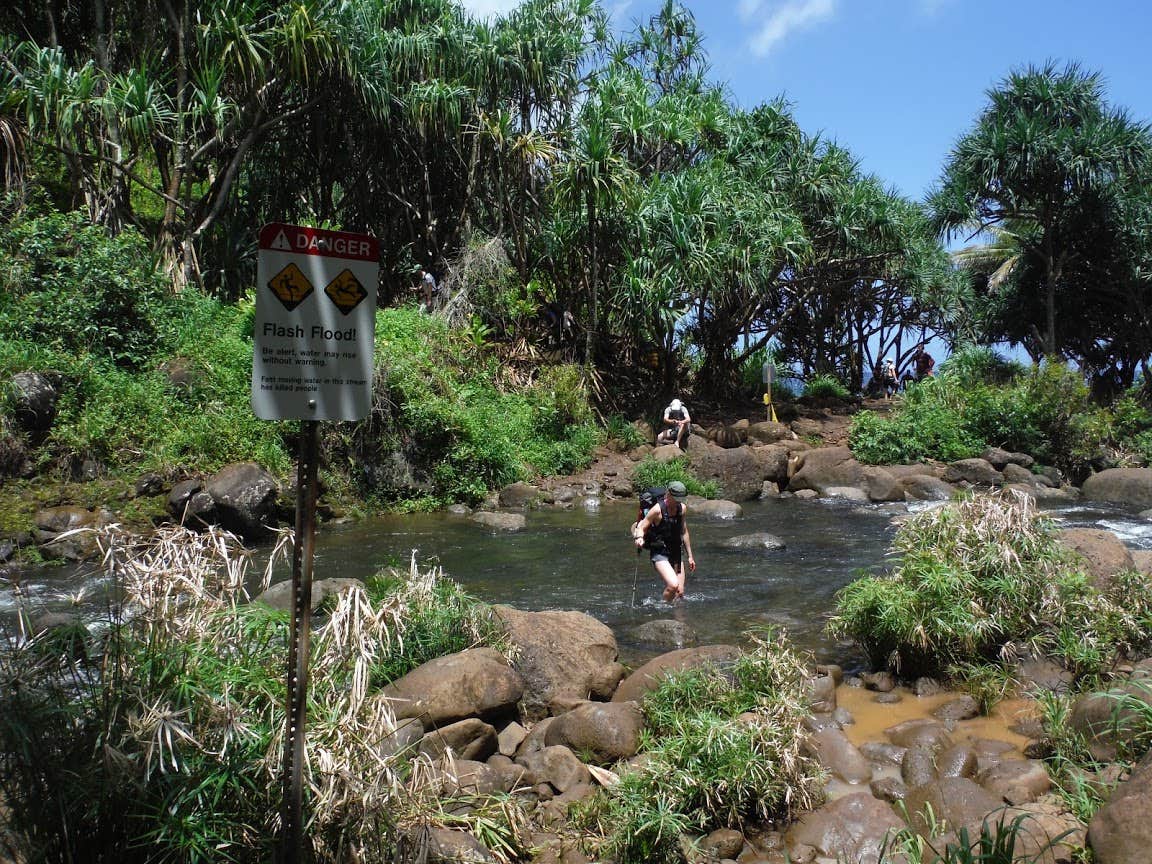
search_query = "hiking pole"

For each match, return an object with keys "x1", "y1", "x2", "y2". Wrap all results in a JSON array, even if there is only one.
[{"x1": 631, "y1": 547, "x2": 641, "y2": 608}]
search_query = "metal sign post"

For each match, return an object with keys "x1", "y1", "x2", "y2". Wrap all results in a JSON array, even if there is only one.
[
  {"x1": 251, "y1": 223, "x2": 378, "y2": 864},
  {"x1": 762, "y1": 360, "x2": 777, "y2": 423}
]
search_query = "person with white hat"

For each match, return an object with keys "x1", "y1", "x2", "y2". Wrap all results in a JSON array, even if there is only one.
[
  {"x1": 656, "y1": 398, "x2": 692, "y2": 449},
  {"x1": 882, "y1": 358, "x2": 899, "y2": 399}
]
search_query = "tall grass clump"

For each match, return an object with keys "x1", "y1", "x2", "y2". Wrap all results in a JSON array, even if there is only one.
[
  {"x1": 0, "y1": 526, "x2": 507, "y2": 862},
  {"x1": 583, "y1": 629, "x2": 824, "y2": 863},
  {"x1": 631, "y1": 455, "x2": 718, "y2": 499},
  {"x1": 829, "y1": 493, "x2": 1077, "y2": 677}
]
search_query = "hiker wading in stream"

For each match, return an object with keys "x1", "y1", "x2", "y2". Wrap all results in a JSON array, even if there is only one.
[{"x1": 632, "y1": 481, "x2": 696, "y2": 602}]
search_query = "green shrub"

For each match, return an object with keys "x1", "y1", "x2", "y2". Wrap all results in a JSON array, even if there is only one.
[
  {"x1": 631, "y1": 456, "x2": 718, "y2": 499},
  {"x1": 802, "y1": 373, "x2": 849, "y2": 399},
  {"x1": 586, "y1": 629, "x2": 823, "y2": 863},
  {"x1": 938, "y1": 345, "x2": 1025, "y2": 388},
  {"x1": 605, "y1": 415, "x2": 646, "y2": 450},
  {"x1": 828, "y1": 493, "x2": 1114, "y2": 678}
]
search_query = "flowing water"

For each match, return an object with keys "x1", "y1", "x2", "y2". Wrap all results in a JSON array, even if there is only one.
[{"x1": 7, "y1": 496, "x2": 1152, "y2": 672}]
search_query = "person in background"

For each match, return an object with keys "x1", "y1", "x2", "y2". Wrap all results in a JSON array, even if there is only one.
[
  {"x1": 419, "y1": 268, "x2": 437, "y2": 312},
  {"x1": 911, "y1": 343, "x2": 935, "y2": 381},
  {"x1": 632, "y1": 481, "x2": 695, "y2": 602},
  {"x1": 883, "y1": 358, "x2": 900, "y2": 398},
  {"x1": 656, "y1": 398, "x2": 692, "y2": 450}
]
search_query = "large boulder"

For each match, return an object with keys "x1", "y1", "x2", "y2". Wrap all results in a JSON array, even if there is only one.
[
  {"x1": 804, "y1": 726, "x2": 873, "y2": 784},
  {"x1": 204, "y1": 462, "x2": 279, "y2": 538},
  {"x1": 787, "y1": 447, "x2": 865, "y2": 496},
  {"x1": 545, "y1": 701, "x2": 645, "y2": 763},
  {"x1": 688, "y1": 498, "x2": 743, "y2": 519},
  {"x1": 943, "y1": 458, "x2": 1003, "y2": 487},
  {"x1": 1082, "y1": 468, "x2": 1152, "y2": 509},
  {"x1": 9, "y1": 371, "x2": 59, "y2": 432},
  {"x1": 862, "y1": 466, "x2": 904, "y2": 503},
  {"x1": 1058, "y1": 528, "x2": 1134, "y2": 589},
  {"x1": 1070, "y1": 682, "x2": 1152, "y2": 762},
  {"x1": 515, "y1": 744, "x2": 591, "y2": 793},
  {"x1": 687, "y1": 444, "x2": 766, "y2": 502},
  {"x1": 419, "y1": 718, "x2": 498, "y2": 762},
  {"x1": 976, "y1": 759, "x2": 1051, "y2": 804},
  {"x1": 612, "y1": 645, "x2": 742, "y2": 704},
  {"x1": 168, "y1": 478, "x2": 217, "y2": 527},
  {"x1": 901, "y1": 475, "x2": 955, "y2": 501},
  {"x1": 498, "y1": 482, "x2": 541, "y2": 508},
  {"x1": 751, "y1": 444, "x2": 790, "y2": 486},
  {"x1": 470, "y1": 511, "x2": 526, "y2": 531},
  {"x1": 785, "y1": 792, "x2": 903, "y2": 864},
  {"x1": 494, "y1": 607, "x2": 625, "y2": 719},
  {"x1": 34, "y1": 506, "x2": 105, "y2": 560},
  {"x1": 1089, "y1": 749, "x2": 1152, "y2": 864},
  {"x1": 381, "y1": 647, "x2": 525, "y2": 730},
  {"x1": 903, "y1": 776, "x2": 1004, "y2": 839},
  {"x1": 747, "y1": 421, "x2": 794, "y2": 444}
]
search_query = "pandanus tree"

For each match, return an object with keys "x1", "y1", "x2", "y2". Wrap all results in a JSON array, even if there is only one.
[{"x1": 928, "y1": 61, "x2": 1152, "y2": 358}]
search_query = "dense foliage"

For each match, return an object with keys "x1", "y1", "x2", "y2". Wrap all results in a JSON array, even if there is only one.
[
  {"x1": 829, "y1": 493, "x2": 1152, "y2": 680},
  {"x1": 848, "y1": 347, "x2": 1152, "y2": 474}
]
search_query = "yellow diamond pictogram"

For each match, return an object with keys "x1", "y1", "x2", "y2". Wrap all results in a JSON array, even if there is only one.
[
  {"x1": 268, "y1": 263, "x2": 314, "y2": 311},
  {"x1": 325, "y1": 269, "x2": 367, "y2": 315}
]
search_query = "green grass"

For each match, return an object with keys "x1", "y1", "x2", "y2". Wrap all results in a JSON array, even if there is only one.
[{"x1": 631, "y1": 456, "x2": 719, "y2": 499}]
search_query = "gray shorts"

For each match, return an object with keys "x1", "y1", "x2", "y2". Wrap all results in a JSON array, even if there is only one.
[{"x1": 651, "y1": 551, "x2": 682, "y2": 568}]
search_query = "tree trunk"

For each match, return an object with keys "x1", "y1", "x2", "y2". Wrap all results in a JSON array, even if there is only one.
[{"x1": 585, "y1": 188, "x2": 598, "y2": 366}]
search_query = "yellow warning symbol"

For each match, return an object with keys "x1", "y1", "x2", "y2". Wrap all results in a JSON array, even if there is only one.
[
  {"x1": 268, "y1": 263, "x2": 314, "y2": 311},
  {"x1": 325, "y1": 269, "x2": 368, "y2": 315}
]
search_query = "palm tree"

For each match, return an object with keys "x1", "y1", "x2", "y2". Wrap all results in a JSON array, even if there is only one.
[{"x1": 928, "y1": 61, "x2": 1152, "y2": 357}]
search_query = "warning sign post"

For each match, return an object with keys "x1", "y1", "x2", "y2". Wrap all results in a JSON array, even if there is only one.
[
  {"x1": 252, "y1": 223, "x2": 378, "y2": 864},
  {"x1": 252, "y1": 223, "x2": 379, "y2": 421}
]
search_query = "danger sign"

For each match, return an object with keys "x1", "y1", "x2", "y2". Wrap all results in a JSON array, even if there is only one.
[{"x1": 252, "y1": 223, "x2": 379, "y2": 421}]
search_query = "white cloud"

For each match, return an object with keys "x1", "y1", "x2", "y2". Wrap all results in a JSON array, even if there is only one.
[
  {"x1": 741, "y1": 0, "x2": 837, "y2": 58},
  {"x1": 459, "y1": 0, "x2": 522, "y2": 19}
]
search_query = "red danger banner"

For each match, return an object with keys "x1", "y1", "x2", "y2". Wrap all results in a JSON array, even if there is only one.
[{"x1": 259, "y1": 223, "x2": 379, "y2": 262}]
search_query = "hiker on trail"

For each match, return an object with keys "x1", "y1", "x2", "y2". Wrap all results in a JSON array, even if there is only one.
[
  {"x1": 911, "y1": 343, "x2": 935, "y2": 381},
  {"x1": 419, "y1": 269, "x2": 438, "y2": 312},
  {"x1": 882, "y1": 358, "x2": 899, "y2": 398},
  {"x1": 632, "y1": 481, "x2": 695, "y2": 603},
  {"x1": 657, "y1": 398, "x2": 692, "y2": 449}
]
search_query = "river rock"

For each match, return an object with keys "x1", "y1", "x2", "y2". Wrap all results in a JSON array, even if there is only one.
[
  {"x1": 612, "y1": 645, "x2": 742, "y2": 704},
  {"x1": 1002, "y1": 463, "x2": 1037, "y2": 485},
  {"x1": 747, "y1": 421, "x2": 794, "y2": 444},
  {"x1": 205, "y1": 462, "x2": 279, "y2": 538},
  {"x1": 977, "y1": 759, "x2": 1051, "y2": 804},
  {"x1": 498, "y1": 482, "x2": 541, "y2": 508},
  {"x1": 804, "y1": 726, "x2": 873, "y2": 784},
  {"x1": 688, "y1": 498, "x2": 743, "y2": 519},
  {"x1": 933, "y1": 695, "x2": 980, "y2": 721},
  {"x1": 787, "y1": 446, "x2": 865, "y2": 496},
  {"x1": 381, "y1": 647, "x2": 524, "y2": 730},
  {"x1": 494, "y1": 606, "x2": 625, "y2": 719},
  {"x1": 471, "y1": 511, "x2": 526, "y2": 531},
  {"x1": 255, "y1": 577, "x2": 364, "y2": 612},
  {"x1": 885, "y1": 719, "x2": 952, "y2": 752},
  {"x1": 1089, "y1": 749, "x2": 1152, "y2": 864},
  {"x1": 901, "y1": 475, "x2": 955, "y2": 501},
  {"x1": 169, "y1": 479, "x2": 216, "y2": 527},
  {"x1": 903, "y1": 776, "x2": 1003, "y2": 838},
  {"x1": 785, "y1": 792, "x2": 903, "y2": 864},
  {"x1": 1083, "y1": 467, "x2": 1152, "y2": 509},
  {"x1": 686, "y1": 444, "x2": 765, "y2": 501},
  {"x1": 425, "y1": 827, "x2": 496, "y2": 864},
  {"x1": 863, "y1": 466, "x2": 904, "y2": 502},
  {"x1": 943, "y1": 458, "x2": 1003, "y2": 487},
  {"x1": 751, "y1": 444, "x2": 790, "y2": 486},
  {"x1": 420, "y1": 718, "x2": 498, "y2": 762},
  {"x1": 719, "y1": 533, "x2": 786, "y2": 551},
  {"x1": 1057, "y1": 528, "x2": 1134, "y2": 589},
  {"x1": 1070, "y1": 682, "x2": 1152, "y2": 762},
  {"x1": 902, "y1": 747, "x2": 938, "y2": 788},
  {"x1": 516, "y1": 745, "x2": 591, "y2": 793},
  {"x1": 545, "y1": 701, "x2": 645, "y2": 762},
  {"x1": 982, "y1": 447, "x2": 1035, "y2": 470},
  {"x1": 9, "y1": 371, "x2": 59, "y2": 432},
  {"x1": 34, "y1": 506, "x2": 105, "y2": 560},
  {"x1": 634, "y1": 619, "x2": 697, "y2": 650}
]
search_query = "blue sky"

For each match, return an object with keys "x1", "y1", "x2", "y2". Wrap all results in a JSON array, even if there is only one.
[{"x1": 463, "y1": 0, "x2": 1152, "y2": 204}]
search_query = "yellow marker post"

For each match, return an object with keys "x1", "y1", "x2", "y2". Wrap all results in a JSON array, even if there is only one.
[{"x1": 761, "y1": 359, "x2": 778, "y2": 423}]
